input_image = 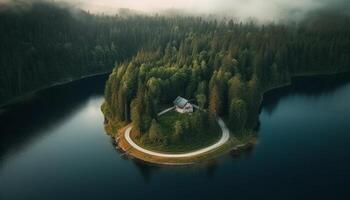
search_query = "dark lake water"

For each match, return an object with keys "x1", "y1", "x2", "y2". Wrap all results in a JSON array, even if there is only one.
[{"x1": 1, "y1": 73, "x2": 350, "y2": 200}]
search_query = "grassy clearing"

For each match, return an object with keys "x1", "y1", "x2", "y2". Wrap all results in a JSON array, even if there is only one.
[
  {"x1": 133, "y1": 110, "x2": 221, "y2": 153},
  {"x1": 114, "y1": 113, "x2": 257, "y2": 165}
]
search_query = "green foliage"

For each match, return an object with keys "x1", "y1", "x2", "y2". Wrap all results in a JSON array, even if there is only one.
[
  {"x1": 209, "y1": 84, "x2": 222, "y2": 116},
  {"x1": 228, "y1": 75, "x2": 244, "y2": 103},
  {"x1": 172, "y1": 121, "x2": 184, "y2": 143},
  {"x1": 246, "y1": 75, "x2": 260, "y2": 126},
  {"x1": 98, "y1": 11, "x2": 349, "y2": 133},
  {"x1": 0, "y1": 2, "x2": 176, "y2": 104},
  {"x1": 148, "y1": 119, "x2": 163, "y2": 143},
  {"x1": 229, "y1": 98, "x2": 248, "y2": 131},
  {"x1": 130, "y1": 98, "x2": 141, "y2": 132},
  {"x1": 136, "y1": 110, "x2": 220, "y2": 153},
  {"x1": 196, "y1": 94, "x2": 207, "y2": 109},
  {"x1": 2, "y1": 1, "x2": 349, "y2": 135}
]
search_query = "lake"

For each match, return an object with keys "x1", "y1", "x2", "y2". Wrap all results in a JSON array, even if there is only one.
[{"x1": 1, "y1": 73, "x2": 349, "y2": 200}]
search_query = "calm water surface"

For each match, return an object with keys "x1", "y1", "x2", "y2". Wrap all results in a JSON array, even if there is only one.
[{"x1": 1, "y1": 74, "x2": 350, "y2": 200}]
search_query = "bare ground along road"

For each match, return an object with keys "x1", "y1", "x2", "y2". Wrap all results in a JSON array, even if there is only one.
[{"x1": 123, "y1": 108, "x2": 230, "y2": 158}]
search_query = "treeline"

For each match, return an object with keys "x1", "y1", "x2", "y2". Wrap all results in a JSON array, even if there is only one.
[
  {"x1": 0, "y1": 1, "x2": 203, "y2": 105},
  {"x1": 1, "y1": 1, "x2": 350, "y2": 142},
  {"x1": 103, "y1": 12, "x2": 350, "y2": 137}
]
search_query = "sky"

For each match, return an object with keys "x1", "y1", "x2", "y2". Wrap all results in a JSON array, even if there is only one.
[
  {"x1": 70, "y1": 0, "x2": 350, "y2": 21},
  {"x1": 1, "y1": 0, "x2": 349, "y2": 22}
]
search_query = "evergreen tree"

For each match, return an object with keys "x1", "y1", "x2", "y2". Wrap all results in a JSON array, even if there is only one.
[
  {"x1": 148, "y1": 119, "x2": 162, "y2": 143},
  {"x1": 172, "y1": 121, "x2": 183, "y2": 143},
  {"x1": 228, "y1": 74, "x2": 244, "y2": 103},
  {"x1": 209, "y1": 84, "x2": 221, "y2": 116},
  {"x1": 229, "y1": 98, "x2": 248, "y2": 131},
  {"x1": 196, "y1": 94, "x2": 207, "y2": 109}
]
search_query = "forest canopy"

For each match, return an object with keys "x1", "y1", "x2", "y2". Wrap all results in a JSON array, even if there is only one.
[
  {"x1": 101, "y1": 9, "x2": 350, "y2": 139},
  {"x1": 1, "y1": 0, "x2": 350, "y2": 115}
]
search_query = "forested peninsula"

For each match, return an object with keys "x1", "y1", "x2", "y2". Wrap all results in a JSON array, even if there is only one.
[
  {"x1": 1, "y1": 1, "x2": 349, "y2": 108},
  {"x1": 101, "y1": 10, "x2": 350, "y2": 163},
  {"x1": 1, "y1": 1, "x2": 350, "y2": 163}
]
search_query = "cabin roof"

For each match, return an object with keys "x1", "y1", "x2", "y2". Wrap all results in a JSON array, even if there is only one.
[{"x1": 173, "y1": 96, "x2": 189, "y2": 108}]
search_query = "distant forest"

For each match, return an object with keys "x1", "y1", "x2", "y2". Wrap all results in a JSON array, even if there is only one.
[
  {"x1": 98, "y1": 11, "x2": 350, "y2": 137},
  {"x1": 1, "y1": 0, "x2": 350, "y2": 113}
]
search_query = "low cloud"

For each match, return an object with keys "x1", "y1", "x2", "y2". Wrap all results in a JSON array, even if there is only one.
[{"x1": 1, "y1": 0, "x2": 349, "y2": 22}]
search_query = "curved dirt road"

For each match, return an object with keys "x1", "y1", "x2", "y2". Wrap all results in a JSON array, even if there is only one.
[{"x1": 124, "y1": 118, "x2": 230, "y2": 158}]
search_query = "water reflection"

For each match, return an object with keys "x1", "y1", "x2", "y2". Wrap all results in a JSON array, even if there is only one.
[
  {"x1": 126, "y1": 158, "x2": 224, "y2": 182},
  {"x1": 132, "y1": 160, "x2": 160, "y2": 182},
  {"x1": 0, "y1": 74, "x2": 107, "y2": 163},
  {"x1": 230, "y1": 143, "x2": 256, "y2": 161},
  {"x1": 262, "y1": 72, "x2": 350, "y2": 116},
  {"x1": 3, "y1": 71, "x2": 347, "y2": 175},
  {"x1": 205, "y1": 161, "x2": 218, "y2": 179},
  {"x1": 1, "y1": 72, "x2": 350, "y2": 200}
]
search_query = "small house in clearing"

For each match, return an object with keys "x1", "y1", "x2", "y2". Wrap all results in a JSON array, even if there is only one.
[{"x1": 173, "y1": 96, "x2": 193, "y2": 113}]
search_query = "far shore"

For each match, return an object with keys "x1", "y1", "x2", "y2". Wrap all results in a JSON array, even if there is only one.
[
  {"x1": 6, "y1": 67, "x2": 348, "y2": 165},
  {"x1": 0, "y1": 71, "x2": 111, "y2": 109}
]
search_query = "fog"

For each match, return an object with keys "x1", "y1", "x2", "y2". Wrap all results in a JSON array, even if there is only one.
[{"x1": 1, "y1": 0, "x2": 349, "y2": 22}]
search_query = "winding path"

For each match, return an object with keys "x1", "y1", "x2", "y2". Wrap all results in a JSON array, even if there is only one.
[{"x1": 123, "y1": 107, "x2": 230, "y2": 158}]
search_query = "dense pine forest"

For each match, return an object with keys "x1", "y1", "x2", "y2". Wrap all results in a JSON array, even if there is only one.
[
  {"x1": 1, "y1": 1, "x2": 350, "y2": 141},
  {"x1": 0, "y1": 2, "x2": 190, "y2": 105},
  {"x1": 101, "y1": 11, "x2": 350, "y2": 143}
]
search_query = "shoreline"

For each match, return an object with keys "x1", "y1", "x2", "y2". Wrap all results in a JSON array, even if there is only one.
[
  {"x1": 116, "y1": 128, "x2": 256, "y2": 166},
  {"x1": 114, "y1": 107, "x2": 231, "y2": 165},
  {"x1": 115, "y1": 126, "x2": 224, "y2": 166},
  {"x1": 0, "y1": 71, "x2": 111, "y2": 109},
  {"x1": 123, "y1": 118, "x2": 229, "y2": 156},
  {"x1": 114, "y1": 119, "x2": 255, "y2": 165},
  {"x1": 260, "y1": 69, "x2": 350, "y2": 107},
  {"x1": 6, "y1": 68, "x2": 347, "y2": 165},
  {"x1": 111, "y1": 69, "x2": 350, "y2": 165}
]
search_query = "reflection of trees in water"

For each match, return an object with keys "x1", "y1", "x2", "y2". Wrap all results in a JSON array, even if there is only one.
[
  {"x1": 111, "y1": 135, "x2": 161, "y2": 182},
  {"x1": 115, "y1": 72, "x2": 350, "y2": 180},
  {"x1": 262, "y1": 72, "x2": 350, "y2": 116},
  {"x1": 230, "y1": 142, "x2": 256, "y2": 161},
  {"x1": 124, "y1": 144, "x2": 260, "y2": 182},
  {"x1": 205, "y1": 161, "x2": 218, "y2": 179},
  {"x1": 126, "y1": 157, "x2": 222, "y2": 182},
  {"x1": 122, "y1": 141, "x2": 259, "y2": 182},
  {"x1": 261, "y1": 86, "x2": 292, "y2": 116},
  {"x1": 132, "y1": 160, "x2": 160, "y2": 183},
  {"x1": 0, "y1": 74, "x2": 107, "y2": 163}
]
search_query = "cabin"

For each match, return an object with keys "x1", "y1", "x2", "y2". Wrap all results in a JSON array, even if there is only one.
[{"x1": 173, "y1": 96, "x2": 193, "y2": 113}]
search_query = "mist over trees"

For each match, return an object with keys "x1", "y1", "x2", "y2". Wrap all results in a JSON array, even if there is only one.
[
  {"x1": 1, "y1": 0, "x2": 350, "y2": 134},
  {"x1": 0, "y1": 1, "x2": 186, "y2": 105},
  {"x1": 6, "y1": 0, "x2": 350, "y2": 23}
]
